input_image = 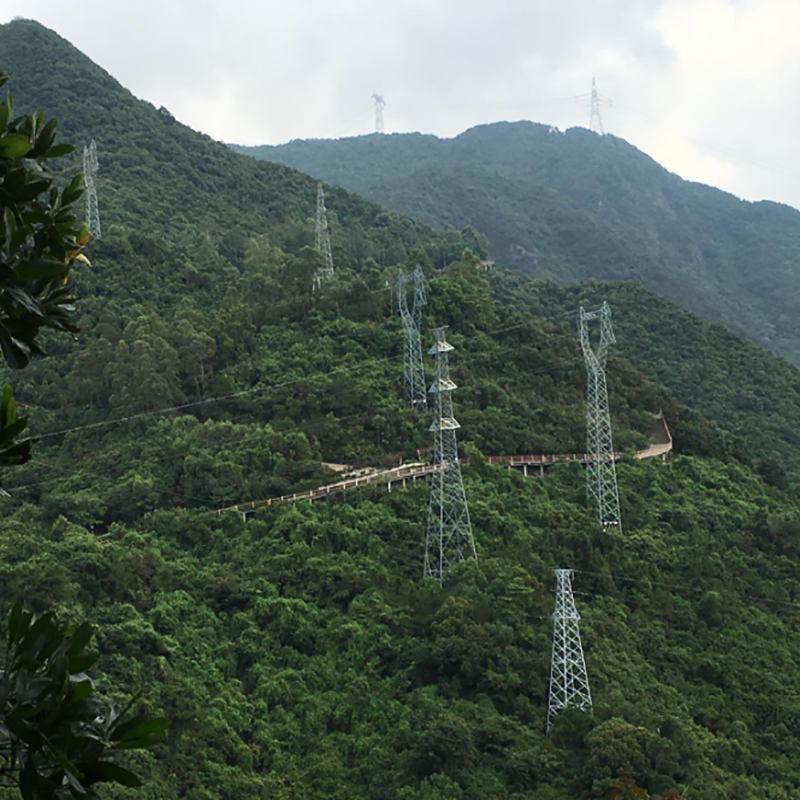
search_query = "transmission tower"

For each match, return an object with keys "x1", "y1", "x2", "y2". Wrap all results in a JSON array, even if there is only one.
[
  {"x1": 398, "y1": 264, "x2": 428, "y2": 411},
  {"x1": 579, "y1": 301, "x2": 621, "y2": 529},
  {"x1": 314, "y1": 182, "x2": 334, "y2": 289},
  {"x1": 424, "y1": 327, "x2": 476, "y2": 582},
  {"x1": 372, "y1": 93, "x2": 386, "y2": 134},
  {"x1": 82, "y1": 139, "x2": 101, "y2": 239},
  {"x1": 547, "y1": 569, "x2": 592, "y2": 733},
  {"x1": 589, "y1": 78, "x2": 604, "y2": 135}
]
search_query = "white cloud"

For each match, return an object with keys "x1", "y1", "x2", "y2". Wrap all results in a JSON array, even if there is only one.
[{"x1": 3, "y1": 0, "x2": 800, "y2": 208}]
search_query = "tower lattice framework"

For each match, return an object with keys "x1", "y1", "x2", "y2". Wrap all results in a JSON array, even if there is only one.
[
  {"x1": 314, "y1": 182, "x2": 334, "y2": 288},
  {"x1": 83, "y1": 139, "x2": 101, "y2": 239},
  {"x1": 547, "y1": 569, "x2": 592, "y2": 733},
  {"x1": 424, "y1": 327, "x2": 476, "y2": 582},
  {"x1": 579, "y1": 301, "x2": 621, "y2": 529},
  {"x1": 397, "y1": 264, "x2": 427, "y2": 411},
  {"x1": 589, "y1": 77, "x2": 604, "y2": 135},
  {"x1": 372, "y1": 93, "x2": 386, "y2": 134}
]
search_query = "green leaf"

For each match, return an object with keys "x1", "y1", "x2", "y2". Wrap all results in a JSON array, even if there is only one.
[
  {"x1": 62, "y1": 174, "x2": 85, "y2": 206},
  {"x1": 47, "y1": 745, "x2": 85, "y2": 782},
  {"x1": 0, "y1": 417, "x2": 28, "y2": 445},
  {"x1": 1, "y1": 383, "x2": 15, "y2": 427},
  {"x1": 46, "y1": 143, "x2": 74, "y2": 158},
  {"x1": 68, "y1": 652, "x2": 100, "y2": 674},
  {"x1": 88, "y1": 761, "x2": 143, "y2": 787},
  {"x1": 0, "y1": 133, "x2": 32, "y2": 159},
  {"x1": 67, "y1": 621, "x2": 95, "y2": 658},
  {"x1": 8, "y1": 602, "x2": 28, "y2": 647},
  {"x1": 65, "y1": 679, "x2": 94, "y2": 707},
  {"x1": 17, "y1": 611, "x2": 56, "y2": 660},
  {"x1": 16, "y1": 259, "x2": 69, "y2": 282},
  {"x1": 113, "y1": 716, "x2": 171, "y2": 748}
]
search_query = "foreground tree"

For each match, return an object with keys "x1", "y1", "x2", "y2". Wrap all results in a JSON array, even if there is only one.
[
  {"x1": 0, "y1": 71, "x2": 169, "y2": 798},
  {"x1": 0, "y1": 605, "x2": 170, "y2": 798},
  {"x1": 0, "y1": 67, "x2": 87, "y2": 480}
]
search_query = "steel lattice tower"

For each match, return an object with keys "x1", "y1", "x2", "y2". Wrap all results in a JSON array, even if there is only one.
[
  {"x1": 589, "y1": 78, "x2": 604, "y2": 135},
  {"x1": 398, "y1": 264, "x2": 427, "y2": 411},
  {"x1": 314, "y1": 182, "x2": 334, "y2": 289},
  {"x1": 82, "y1": 139, "x2": 101, "y2": 239},
  {"x1": 424, "y1": 327, "x2": 476, "y2": 582},
  {"x1": 372, "y1": 93, "x2": 386, "y2": 134},
  {"x1": 547, "y1": 569, "x2": 592, "y2": 733},
  {"x1": 579, "y1": 302, "x2": 621, "y2": 529}
]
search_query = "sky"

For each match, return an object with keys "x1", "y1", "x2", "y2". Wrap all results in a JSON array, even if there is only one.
[{"x1": 4, "y1": 0, "x2": 800, "y2": 209}]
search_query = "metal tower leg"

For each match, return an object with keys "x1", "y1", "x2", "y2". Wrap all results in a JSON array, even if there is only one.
[
  {"x1": 579, "y1": 302, "x2": 622, "y2": 530},
  {"x1": 424, "y1": 327, "x2": 476, "y2": 582},
  {"x1": 314, "y1": 182, "x2": 334, "y2": 288},
  {"x1": 547, "y1": 569, "x2": 592, "y2": 733},
  {"x1": 398, "y1": 264, "x2": 427, "y2": 411}
]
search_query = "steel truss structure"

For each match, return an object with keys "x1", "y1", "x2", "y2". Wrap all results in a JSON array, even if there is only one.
[
  {"x1": 397, "y1": 264, "x2": 427, "y2": 411},
  {"x1": 579, "y1": 301, "x2": 622, "y2": 529},
  {"x1": 424, "y1": 327, "x2": 476, "y2": 581},
  {"x1": 547, "y1": 569, "x2": 592, "y2": 733}
]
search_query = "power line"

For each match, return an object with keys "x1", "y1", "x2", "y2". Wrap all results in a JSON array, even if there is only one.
[
  {"x1": 19, "y1": 318, "x2": 571, "y2": 446},
  {"x1": 6, "y1": 317, "x2": 592, "y2": 508}
]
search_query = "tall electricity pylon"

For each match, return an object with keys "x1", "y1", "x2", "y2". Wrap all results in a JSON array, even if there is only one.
[
  {"x1": 424, "y1": 327, "x2": 476, "y2": 582},
  {"x1": 82, "y1": 139, "x2": 101, "y2": 239},
  {"x1": 398, "y1": 264, "x2": 427, "y2": 411},
  {"x1": 547, "y1": 569, "x2": 592, "y2": 734},
  {"x1": 314, "y1": 182, "x2": 334, "y2": 289},
  {"x1": 372, "y1": 93, "x2": 386, "y2": 134},
  {"x1": 589, "y1": 78, "x2": 604, "y2": 135},
  {"x1": 579, "y1": 301, "x2": 621, "y2": 529}
]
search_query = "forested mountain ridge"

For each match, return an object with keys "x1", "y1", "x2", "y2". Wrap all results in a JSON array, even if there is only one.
[
  {"x1": 234, "y1": 123, "x2": 800, "y2": 366},
  {"x1": 4, "y1": 17, "x2": 800, "y2": 800},
  {"x1": 0, "y1": 19, "x2": 481, "y2": 268}
]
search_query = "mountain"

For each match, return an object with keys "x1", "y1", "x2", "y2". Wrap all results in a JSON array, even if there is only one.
[
  {"x1": 233, "y1": 124, "x2": 800, "y2": 366},
  {"x1": 1, "y1": 19, "x2": 479, "y2": 267},
  {"x1": 4, "y1": 18, "x2": 800, "y2": 800}
]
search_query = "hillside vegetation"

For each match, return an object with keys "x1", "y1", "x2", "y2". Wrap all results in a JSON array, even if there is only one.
[
  {"x1": 490, "y1": 272, "x2": 800, "y2": 481},
  {"x1": 234, "y1": 124, "x2": 800, "y2": 366},
  {"x1": 3, "y1": 18, "x2": 800, "y2": 800},
  {"x1": 0, "y1": 19, "x2": 480, "y2": 268}
]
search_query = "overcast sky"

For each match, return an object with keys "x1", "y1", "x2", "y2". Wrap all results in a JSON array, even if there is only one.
[{"x1": 5, "y1": 0, "x2": 800, "y2": 209}]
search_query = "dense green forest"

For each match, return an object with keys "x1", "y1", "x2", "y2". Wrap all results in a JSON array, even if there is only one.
[
  {"x1": 234, "y1": 123, "x2": 800, "y2": 367},
  {"x1": 4, "y1": 18, "x2": 800, "y2": 800},
  {"x1": 489, "y1": 272, "x2": 800, "y2": 481}
]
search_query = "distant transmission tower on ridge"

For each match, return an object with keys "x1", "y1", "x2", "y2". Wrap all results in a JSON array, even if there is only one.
[
  {"x1": 547, "y1": 569, "x2": 593, "y2": 733},
  {"x1": 424, "y1": 327, "x2": 476, "y2": 582},
  {"x1": 82, "y1": 139, "x2": 101, "y2": 239},
  {"x1": 372, "y1": 92, "x2": 386, "y2": 134},
  {"x1": 589, "y1": 77, "x2": 604, "y2": 135},
  {"x1": 579, "y1": 301, "x2": 621, "y2": 529},
  {"x1": 398, "y1": 264, "x2": 428, "y2": 411},
  {"x1": 314, "y1": 182, "x2": 334, "y2": 289}
]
